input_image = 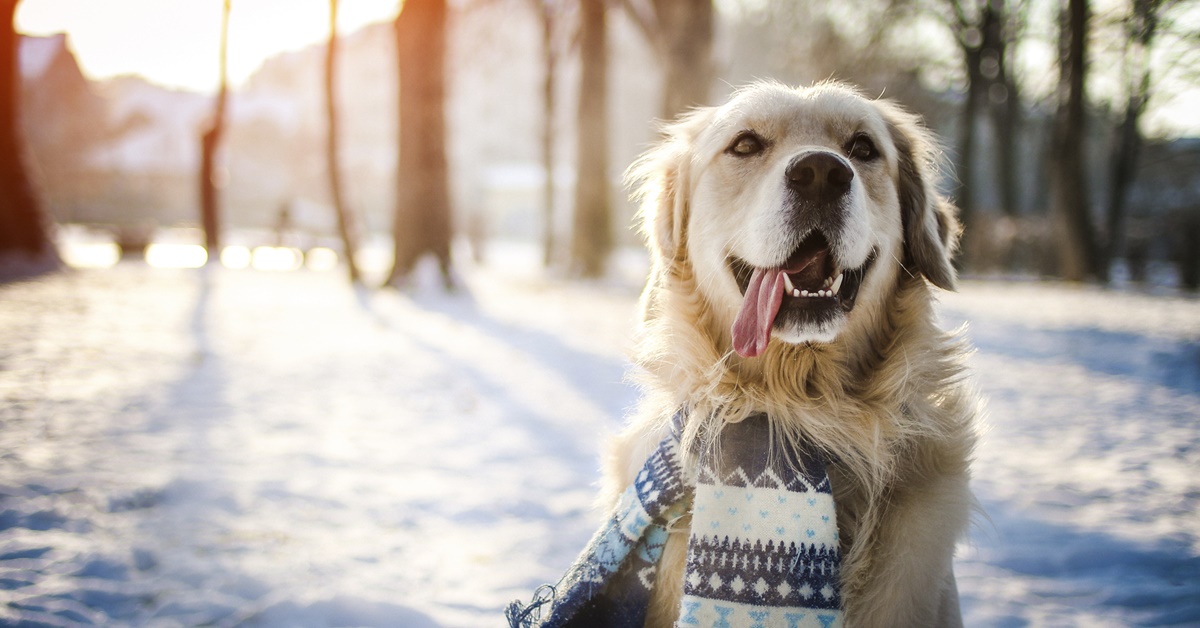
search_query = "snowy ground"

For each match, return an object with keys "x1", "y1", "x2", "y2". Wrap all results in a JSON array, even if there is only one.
[{"x1": 1, "y1": 246, "x2": 1198, "y2": 627}]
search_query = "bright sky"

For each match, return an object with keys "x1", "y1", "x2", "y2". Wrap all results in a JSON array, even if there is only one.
[{"x1": 16, "y1": 0, "x2": 400, "y2": 93}]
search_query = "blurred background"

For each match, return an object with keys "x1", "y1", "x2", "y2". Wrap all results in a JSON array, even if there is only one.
[
  {"x1": 1, "y1": 0, "x2": 1197, "y2": 285},
  {"x1": 1, "y1": 1, "x2": 1199, "y2": 627}
]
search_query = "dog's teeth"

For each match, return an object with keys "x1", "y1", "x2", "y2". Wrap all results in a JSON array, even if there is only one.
[
  {"x1": 783, "y1": 273, "x2": 796, "y2": 294},
  {"x1": 822, "y1": 277, "x2": 832, "y2": 289},
  {"x1": 793, "y1": 289, "x2": 800, "y2": 297},
  {"x1": 831, "y1": 273, "x2": 844, "y2": 295},
  {"x1": 800, "y1": 290, "x2": 809, "y2": 297}
]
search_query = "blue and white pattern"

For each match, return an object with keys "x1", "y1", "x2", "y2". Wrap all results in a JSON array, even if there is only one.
[
  {"x1": 506, "y1": 414, "x2": 843, "y2": 628},
  {"x1": 680, "y1": 415, "x2": 842, "y2": 627},
  {"x1": 507, "y1": 433, "x2": 691, "y2": 627}
]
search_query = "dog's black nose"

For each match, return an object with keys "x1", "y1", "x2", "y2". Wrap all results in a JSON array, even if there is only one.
[{"x1": 786, "y1": 152, "x2": 854, "y2": 203}]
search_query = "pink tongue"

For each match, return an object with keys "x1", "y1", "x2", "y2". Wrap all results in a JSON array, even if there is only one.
[{"x1": 731, "y1": 267, "x2": 785, "y2": 358}]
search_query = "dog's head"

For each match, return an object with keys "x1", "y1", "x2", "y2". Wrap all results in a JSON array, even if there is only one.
[{"x1": 631, "y1": 81, "x2": 960, "y2": 358}]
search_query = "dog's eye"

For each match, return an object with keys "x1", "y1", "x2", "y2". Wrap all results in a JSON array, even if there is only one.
[
  {"x1": 846, "y1": 134, "x2": 879, "y2": 161},
  {"x1": 727, "y1": 132, "x2": 765, "y2": 157}
]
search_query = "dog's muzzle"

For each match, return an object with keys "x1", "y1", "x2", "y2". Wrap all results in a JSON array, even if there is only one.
[{"x1": 726, "y1": 150, "x2": 874, "y2": 356}]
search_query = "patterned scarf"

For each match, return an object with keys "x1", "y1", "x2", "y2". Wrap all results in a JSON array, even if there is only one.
[{"x1": 506, "y1": 414, "x2": 844, "y2": 628}]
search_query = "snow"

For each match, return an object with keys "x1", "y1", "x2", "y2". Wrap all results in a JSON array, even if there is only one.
[
  {"x1": 1, "y1": 247, "x2": 1198, "y2": 627},
  {"x1": 938, "y1": 283, "x2": 1200, "y2": 627}
]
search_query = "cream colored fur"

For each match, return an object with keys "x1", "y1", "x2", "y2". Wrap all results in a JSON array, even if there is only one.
[{"x1": 605, "y1": 81, "x2": 978, "y2": 627}]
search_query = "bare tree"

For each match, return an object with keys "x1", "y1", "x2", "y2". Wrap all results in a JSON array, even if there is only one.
[
  {"x1": 620, "y1": 0, "x2": 715, "y2": 121},
  {"x1": 0, "y1": 0, "x2": 56, "y2": 272},
  {"x1": 1050, "y1": 0, "x2": 1101, "y2": 281},
  {"x1": 530, "y1": 0, "x2": 564, "y2": 267},
  {"x1": 199, "y1": 0, "x2": 231, "y2": 260},
  {"x1": 940, "y1": 0, "x2": 1024, "y2": 230},
  {"x1": 325, "y1": 0, "x2": 362, "y2": 283},
  {"x1": 386, "y1": 0, "x2": 454, "y2": 289},
  {"x1": 569, "y1": 0, "x2": 612, "y2": 278},
  {"x1": 1102, "y1": 0, "x2": 1184, "y2": 274}
]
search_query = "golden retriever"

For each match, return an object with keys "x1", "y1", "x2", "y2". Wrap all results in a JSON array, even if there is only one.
[{"x1": 607, "y1": 81, "x2": 977, "y2": 627}]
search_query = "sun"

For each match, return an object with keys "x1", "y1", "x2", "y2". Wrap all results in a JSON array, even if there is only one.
[{"x1": 16, "y1": 0, "x2": 399, "y2": 93}]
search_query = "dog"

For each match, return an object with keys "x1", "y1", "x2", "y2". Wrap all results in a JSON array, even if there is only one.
[{"x1": 606, "y1": 81, "x2": 977, "y2": 627}]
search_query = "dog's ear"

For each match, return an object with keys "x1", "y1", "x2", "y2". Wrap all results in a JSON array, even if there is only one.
[
  {"x1": 626, "y1": 108, "x2": 714, "y2": 266},
  {"x1": 883, "y1": 104, "x2": 961, "y2": 291}
]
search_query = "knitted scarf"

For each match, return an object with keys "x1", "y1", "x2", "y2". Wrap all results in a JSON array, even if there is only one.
[{"x1": 506, "y1": 414, "x2": 844, "y2": 628}]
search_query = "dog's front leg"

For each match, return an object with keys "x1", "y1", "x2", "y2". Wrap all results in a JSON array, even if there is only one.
[
  {"x1": 835, "y1": 465, "x2": 972, "y2": 627},
  {"x1": 644, "y1": 523, "x2": 689, "y2": 628}
]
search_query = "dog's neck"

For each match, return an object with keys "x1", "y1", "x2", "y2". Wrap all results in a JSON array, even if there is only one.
[{"x1": 637, "y1": 269, "x2": 955, "y2": 487}]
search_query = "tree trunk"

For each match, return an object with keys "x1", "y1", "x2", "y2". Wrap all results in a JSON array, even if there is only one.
[
  {"x1": 325, "y1": 0, "x2": 361, "y2": 284},
  {"x1": 0, "y1": 0, "x2": 56, "y2": 268},
  {"x1": 654, "y1": 0, "x2": 714, "y2": 120},
  {"x1": 1104, "y1": 0, "x2": 1158, "y2": 275},
  {"x1": 951, "y1": 0, "x2": 1023, "y2": 269},
  {"x1": 1105, "y1": 93, "x2": 1144, "y2": 269},
  {"x1": 621, "y1": 0, "x2": 715, "y2": 121},
  {"x1": 199, "y1": 0, "x2": 231, "y2": 259},
  {"x1": 993, "y1": 69, "x2": 1021, "y2": 217},
  {"x1": 955, "y1": 42, "x2": 983, "y2": 252},
  {"x1": 983, "y1": 0, "x2": 1020, "y2": 217},
  {"x1": 570, "y1": 0, "x2": 612, "y2": 279},
  {"x1": 387, "y1": 0, "x2": 453, "y2": 289},
  {"x1": 1050, "y1": 0, "x2": 1100, "y2": 282},
  {"x1": 538, "y1": 0, "x2": 558, "y2": 268}
]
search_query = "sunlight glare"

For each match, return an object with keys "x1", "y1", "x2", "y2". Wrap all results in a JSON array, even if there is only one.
[
  {"x1": 145, "y1": 244, "x2": 208, "y2": 269},
  {"x1": 355, "y1": 239, "x2": 394, "y2": 276},
  {"x1": 16, "y1": 0, "x2": 400, "y2": 93},
  {"x1": 220, "y1": 245, "x2": 252, "y2": 270},
  {"x1": 305, "y1": 247, "x2": 339, "y2": 272},
  {"x1": 61, "y1": 242, "x2": 120, "y2": 269},
  {"x1": 251, "y1": 246, "x2": 304, "y2": 272}
]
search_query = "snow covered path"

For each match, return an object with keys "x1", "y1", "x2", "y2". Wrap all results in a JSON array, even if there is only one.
[
  {"x1": 939, "y1": 284, "x2": 1200, "y2": 627},
  {"x1": 1, "y1": 260, "x2": 1198, "y2": 627}
]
